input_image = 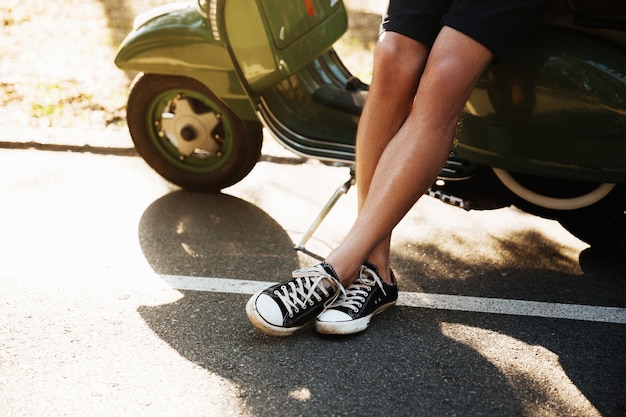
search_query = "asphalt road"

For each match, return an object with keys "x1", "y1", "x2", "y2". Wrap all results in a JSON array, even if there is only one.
[{"x1": 1, "y1": 134, "x2": 625, "y2": 417}]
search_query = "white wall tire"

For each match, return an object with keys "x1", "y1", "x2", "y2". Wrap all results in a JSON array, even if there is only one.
[{"x1": 492, "y1": 168, "x2": 616, "y2": 211}]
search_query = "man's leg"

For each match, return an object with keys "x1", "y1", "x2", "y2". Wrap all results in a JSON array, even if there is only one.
[
  {"x1": 326, "y1": 26, "x2": 494, "y2": 285},
  {"x1": 352, "y1": 32, "x2": 429, "y2": 282}
]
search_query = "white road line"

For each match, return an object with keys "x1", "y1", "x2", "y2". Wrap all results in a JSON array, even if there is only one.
[
  {"x1": 159, "y1": 275, "x2": 626, "y2": 324},
  {"x1": 398, "y1": 292, "x2": 626, "y2": 324}
]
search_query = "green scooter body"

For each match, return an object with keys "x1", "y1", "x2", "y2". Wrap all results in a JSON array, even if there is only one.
[
  {"x1": 460, "y1": 26, "x2": 626, "y2": 183},
  {"x1": 115, "y1": 2, "x2": 256, "y2": 120},
  {"x1": 115, "y1": 0, "x2": 347, "y2": 121},
  {"x1": 115, "y1": 0, "x2": 626, "y2": 183}
]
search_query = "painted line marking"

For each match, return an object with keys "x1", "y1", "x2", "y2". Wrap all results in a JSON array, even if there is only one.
[{"x1": 159, "y1": 275, "x2": 626, "y2": 324}]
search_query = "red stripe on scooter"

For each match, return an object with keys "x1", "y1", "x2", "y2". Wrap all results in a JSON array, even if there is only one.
[{"x1": 304, "y1": 0, "x2": 315, "y2": 16}]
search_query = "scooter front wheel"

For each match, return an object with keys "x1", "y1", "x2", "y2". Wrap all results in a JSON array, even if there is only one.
[{"x1": 126, "y1": 74, "x2": 262, "y2": 191}]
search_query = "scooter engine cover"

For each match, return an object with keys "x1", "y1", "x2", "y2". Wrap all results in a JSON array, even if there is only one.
[{"x1": 457, "y1": 26, "x2": 626, "y2": 183}]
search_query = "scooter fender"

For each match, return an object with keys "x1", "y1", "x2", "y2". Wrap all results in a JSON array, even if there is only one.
[
  {"x1": 458, "y1": 26, "x2": 626, "y2": 184},
  {"x1": 114, "y1": 2, "x2": 256, "y2": 120}
]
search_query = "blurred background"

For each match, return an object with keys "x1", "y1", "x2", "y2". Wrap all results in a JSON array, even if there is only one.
[{"x1": 0, "y1": 0, "x2": 383, "y2": 134}]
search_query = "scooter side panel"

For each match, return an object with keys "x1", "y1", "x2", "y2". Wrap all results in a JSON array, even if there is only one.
[
  {"x1": 458, "y1": 26, "x2": 626, "y2": 183},
  {"x1": 224, "y1": 0, "x2": 347, "y2": 92},
  {"x1": 114, "y1": 4, "x2": 256, "y2": 120}
]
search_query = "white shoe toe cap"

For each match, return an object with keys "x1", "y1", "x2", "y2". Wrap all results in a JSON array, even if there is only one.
[
  {"x1": 255, "y1": 294, "x2": 284, "y2": 326},
  {"x1": 317, "y1": 309, "x2": 351, "y2": 323}
]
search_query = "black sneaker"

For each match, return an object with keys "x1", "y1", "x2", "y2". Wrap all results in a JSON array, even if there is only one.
[
  {"x1": 315, "y1": 262, "x2": 398, "y2": 335},
  {"x1": 246, "y1": 262, "x2": 344, "y2": 336}
]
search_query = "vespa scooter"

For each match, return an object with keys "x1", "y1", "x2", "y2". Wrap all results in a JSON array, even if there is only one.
[{"x1": 114, "y1": 0, "x2": 626, "y2": 250}]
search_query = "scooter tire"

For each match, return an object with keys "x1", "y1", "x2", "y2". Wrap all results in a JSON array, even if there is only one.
[
  {"x1": 485, "y1": 168, "x2": 626, "y2": 250},
  {"x1": 126, "y1": 73, "x2": 262, "y2": 192}
]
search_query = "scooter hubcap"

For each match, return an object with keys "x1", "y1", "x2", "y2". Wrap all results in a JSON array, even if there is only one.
[{"x1": 160, "y1": 96, "x2": 222, "y2": 158}]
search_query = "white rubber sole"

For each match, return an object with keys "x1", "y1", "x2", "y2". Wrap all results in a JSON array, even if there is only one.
[{"x1": 315, "y1": 301, "x2": 396, "y2": 335}]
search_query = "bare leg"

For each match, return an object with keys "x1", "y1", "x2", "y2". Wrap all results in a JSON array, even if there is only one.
[
  {"x1": 326, "y1": 26, "x2": 494, "y2": 285},
  {"x1": 350, "y1": 32, "x2": 428, "y2": 281},
  {"x1": 355, "y1": 32, "x2": 429, "y2": 207}
]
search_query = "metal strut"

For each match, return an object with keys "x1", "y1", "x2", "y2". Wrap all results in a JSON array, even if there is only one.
[
  {"x1": 294, "y1": 162, "x2": 472, "y2": 260},
  {"x1": 294, "y1": 166, "x2": 355, "y2": 260}
]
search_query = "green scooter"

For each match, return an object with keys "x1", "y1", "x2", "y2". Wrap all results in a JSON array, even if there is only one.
[{"x1": 115, "y1": 0, "x2": 626, "y2": 249}]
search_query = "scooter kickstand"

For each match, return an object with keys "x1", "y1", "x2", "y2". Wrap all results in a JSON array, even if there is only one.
[{"x1": 294, "y1": 166, "x2": 355, "y2": 261}]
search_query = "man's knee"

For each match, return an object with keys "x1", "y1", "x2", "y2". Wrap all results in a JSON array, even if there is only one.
[{"x1": 373, "y1": 32, "x2": 427, "y2": 82}]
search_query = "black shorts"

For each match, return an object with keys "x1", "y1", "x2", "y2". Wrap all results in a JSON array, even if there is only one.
[{"x1": 381, "y1": 0, "x2": 552, "y2": 59}]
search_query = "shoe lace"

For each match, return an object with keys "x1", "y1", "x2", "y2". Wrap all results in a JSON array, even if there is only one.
[
  {"x1": 328, "y1": 265, "x2": 387, "y2": 313},
  {"x1": 273, "y1": 264, "x2": 344, "y2": 318}
]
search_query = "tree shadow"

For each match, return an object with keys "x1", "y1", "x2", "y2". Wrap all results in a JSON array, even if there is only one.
[
  {"x1": 390, "y1": 228, "x2": 626, "y2": 307},
  {"x1": 389, "y1": 228, "x2": 626, "y2": 416},
  {"x1": 135, "y1": 190, "x2": 522, "y2": 415},
  {"x1": 136, "y1": 190, "x2": 626, "y2": 416},
  {"x1": 138, "y1": 293, "x2": 529, "y2": 416}
]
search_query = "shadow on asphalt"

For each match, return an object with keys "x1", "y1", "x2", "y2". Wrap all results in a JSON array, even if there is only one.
[
  {"x1": 391, "y1": 233, "x2": 626, "y2": 308},
  {"x1": 136, "y1": 190, "x2": 626, "y2": 416}
]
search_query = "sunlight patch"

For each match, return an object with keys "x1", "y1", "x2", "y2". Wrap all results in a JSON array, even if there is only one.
[
  {"x1": 289, "y1": 387, "x2": 312, "y2": 402},
  {"x1": 441, "y1": 322, "x2": 601, "y2": 417}
]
